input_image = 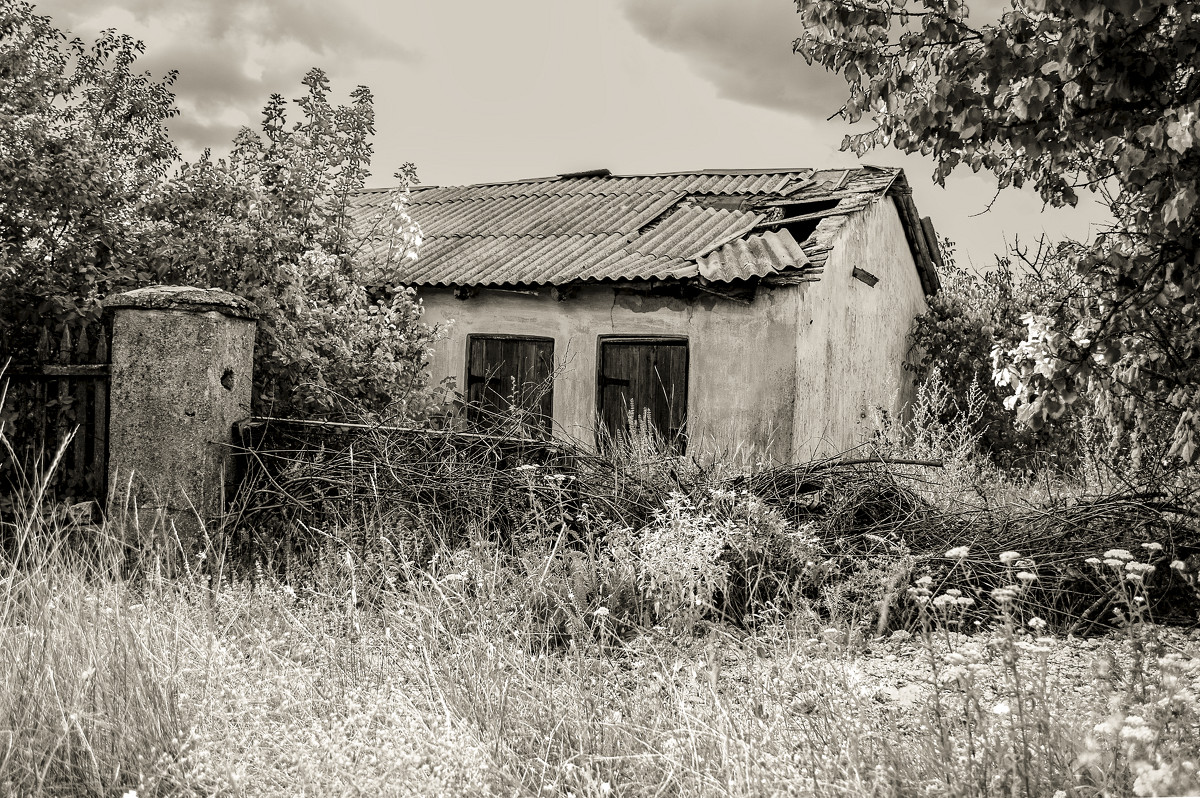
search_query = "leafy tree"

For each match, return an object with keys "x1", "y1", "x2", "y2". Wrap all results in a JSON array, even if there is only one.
[
  {"x1": 794, "y1": 0, "x2": 1200, "y2": 461},
  {"x1": 0, "y1": 0, "x2": 178, "y2": 352},
  {"x1": 906, "y1": 237, "x2": 1086, "y2": 469},
  {"x1": 0, "y1": 0, "x2": 441, "y2": 420},
  {"x1": 147, "y1": 71, "x2": 437, "y2": 417}
]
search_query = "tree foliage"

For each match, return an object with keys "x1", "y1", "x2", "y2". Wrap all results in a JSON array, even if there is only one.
[
  {"x1": 0, "y1": 0, "x2": 178, "y2": 347},
  {"x1": 0, "y1": 0, "x2": 440, "y2": 419},
  {"x1": 146, "y1": 70, "x2": 436, "y2": 416},
  {"x1": 906, "y1": 238, "x2": 1086, "y2": 468},
  {"x1": 794, "y1": 0, "x2": 1200, "y2": 461}
]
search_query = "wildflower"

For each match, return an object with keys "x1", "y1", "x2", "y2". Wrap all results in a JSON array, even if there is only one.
[
  {"x1": 1104, "y1": 548, "x2": 1134, "y2": 561},
  {"x1": 1027, "y1": 616, "x2": 1047, "y2": 631},
  {"x1": 592, "y1": 607, "x2": 610, "y2": 618},
  {"x1": 1141, "y1": 542, "x2": 1163, "y2": 552},
  {"x1": 1170, "y1": 560, "x2": 1187, "y2": 572},
  {"x1": 932, "y1": 593, "x2": 957, "y2": 609},
  {"x1": 999, "y1": 551, "x2": 1021, "y2": 565},
  {"x1": 945, "y1": 546, "x2": 970, "y2": 559},
  {"x1": 1085, "y1": 557, "x2": 1102, "y2": 565},
  {"x1": 1018, "y1": 639, "x2": 1053, "y2": 656},
  {"x1": 916, "y1": 575, "x2": 934, "y2": 588},
  {"x1": 1016, "y1": 571, "x2": 1038, "y2": 583},
  {"x1": 1119, "y1": 716, "x2": 1155, "y2": 744},
  {"x1": 940, "y1": 665, "x2": 970, "y2": 684},
  {"x1": 1133, "y1": 766, "x2": 1177, "y2": 798},
  {"x1": 992, "y1": 586, "x2": 1018, "y2": 604},
  {"x1": 890, "y1": 630, "x2": 912, "y2": 643}
]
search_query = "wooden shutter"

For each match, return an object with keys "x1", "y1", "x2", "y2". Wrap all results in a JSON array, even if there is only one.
[
  {"x1": 466, "y1": 336, "x2": 554, "y2": 435},
  {"x1": 598, "y1": 339, "x2": 688, "y2": 450}
]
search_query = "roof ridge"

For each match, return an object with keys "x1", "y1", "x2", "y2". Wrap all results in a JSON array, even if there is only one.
[
  {"x1": 360, "y1": 167, "x2": 890, "y2": 193},
  {"x1": 420, "y1": 232, "x2": 622, "y2": 240}
]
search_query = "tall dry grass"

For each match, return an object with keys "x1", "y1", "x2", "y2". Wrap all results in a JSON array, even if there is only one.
[
  {"x1": 0, "y1": 431, "x2": 191, "y2": 796},
  {"x1": 2, "y1": 368, "x2": 1199, "y2": 796}
]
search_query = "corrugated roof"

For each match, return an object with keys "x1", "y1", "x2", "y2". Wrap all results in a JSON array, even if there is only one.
[
  {"x1": 350, "y1": 165, "x2": 940, "y2": 291},
  {"x1": 630, "y1": 205, "x2": 763, "y2": 260},
  {"x1": 697, "y1": 230, "x2": 810, "y2": 283}
]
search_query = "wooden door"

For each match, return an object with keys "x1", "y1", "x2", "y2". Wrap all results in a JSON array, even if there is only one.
[
  {"x1": 598, "y1": 339, "x2": 688, "y2": 450},
  {"x1": 466, "y1": 336, "x2": 554, "y2": 436}
]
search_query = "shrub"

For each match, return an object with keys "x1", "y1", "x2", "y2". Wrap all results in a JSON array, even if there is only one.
[
  {"x1": 0, "y1": 4, "x2": 444, "y2": 422},
  {"x1": 146, "y1": 76, "x2": 442, "y2": 420},
  {"x1": 907, "y1": 239, "x2": 1087, "y2": 472},
  {"x1": 637, "y1": 489, "x2": 821, "y2": 632}
]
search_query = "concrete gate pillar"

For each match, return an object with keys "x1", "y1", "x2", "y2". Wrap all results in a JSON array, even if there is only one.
[{"x1": 104, "y1": 286, "x2": 257, "y2": 552}]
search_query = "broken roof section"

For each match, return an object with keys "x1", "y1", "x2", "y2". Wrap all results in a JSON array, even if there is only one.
[{"x1": 349, "y1": 166, "x2": 942, "y2": 294}]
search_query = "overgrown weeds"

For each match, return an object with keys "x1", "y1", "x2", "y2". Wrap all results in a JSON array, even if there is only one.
[
  {"x1": 0, "y1": 450, "x2": 192, "y2": 796},
  {"x1": 224, "y1": 369, "x2": 1200, "y2": 636},
  {"x1": 4, "y1": 366, "x2": 1200, "y2": 796}
]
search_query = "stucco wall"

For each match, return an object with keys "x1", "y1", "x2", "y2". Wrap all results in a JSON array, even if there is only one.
[
  {"x1": 106, "y1": 286, "x2": 256, "y2": 547},
  {"x1": 418, "y1": 283, "x2": 802, "y2": 461},
  {"x1": 415, "y1": 195, "x2": 928, "y2": 463},
  {"x1": 788, "y1": 195, "x2": 928, "y2": 459}
]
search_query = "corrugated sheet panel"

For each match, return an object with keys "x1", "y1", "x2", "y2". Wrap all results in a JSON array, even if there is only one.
[
  {"x1": 347, "y1": 189, "x2": 403, "y2": 231},
  {"x1": 407, "y1": 172, "x2": 809, "y2": 203},
  {"x1": 591, "y1": 250, "x2": 698, "y2": 282},
  {"x1": 399, "y1": 234, "x2": 625, "y2": 286},
  {"x1": 408, "y1": 191, "x2": 682, "y2": 236},
  {"x1": 630, "y1": 205, "x2": 762, "y2": 259},
  {"x1": 391, "y1": 234, "x2": 697, "y2": 286},
  {"x1": 697, "y1": 230, "x2": 809, "y2": 283}
]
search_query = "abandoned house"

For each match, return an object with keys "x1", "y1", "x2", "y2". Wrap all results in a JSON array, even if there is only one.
[{"x1": 350, "y1": 166, "x2": 943, "y2": 462}]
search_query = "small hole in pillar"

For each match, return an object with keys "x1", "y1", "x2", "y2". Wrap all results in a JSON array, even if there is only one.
[{"x1": 221, "y1": 368, "x2": 235, "y2": 391}]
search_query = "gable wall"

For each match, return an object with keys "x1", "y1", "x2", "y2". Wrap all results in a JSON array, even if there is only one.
[
  {"x1": 788, "y1": 195, "x2": 928, "y2": 459},
  {"x1": 416, "y1": 282, "x2": 802, "y2": 462}
]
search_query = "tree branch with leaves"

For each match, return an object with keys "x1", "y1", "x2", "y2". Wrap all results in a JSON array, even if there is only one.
[{"x1": 795, "y1": 0, "x2": 1200, "y2": 462}]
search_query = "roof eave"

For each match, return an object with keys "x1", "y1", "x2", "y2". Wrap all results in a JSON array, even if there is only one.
[{"x1": 884, "y1": 171, "x2": 943, "y2": 296}]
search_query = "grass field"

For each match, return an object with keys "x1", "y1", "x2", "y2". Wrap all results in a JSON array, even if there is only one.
[{"x1": 3, "y1": 513, "x2": 1198, "y2": 798}]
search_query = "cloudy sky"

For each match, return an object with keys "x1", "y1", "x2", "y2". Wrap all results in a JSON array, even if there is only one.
[{"x1": 34, "y1": 0, "x2": 1107, "y2": 269}]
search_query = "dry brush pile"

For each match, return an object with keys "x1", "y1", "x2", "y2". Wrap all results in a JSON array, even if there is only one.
[{"x1": 226, "y1": 416, "x2": 1200, "y2": 640}]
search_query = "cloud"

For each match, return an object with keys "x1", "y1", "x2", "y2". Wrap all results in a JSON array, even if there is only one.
[
  {"x1": 30, "y1": 0, "x2": 418, "y2": 153},
  {"x1": 619, "y1": 0, "x2": 849, "y2": 120},
  {"x1": 620, "y1": 0, "x2": 1013, "y2": 121}
]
